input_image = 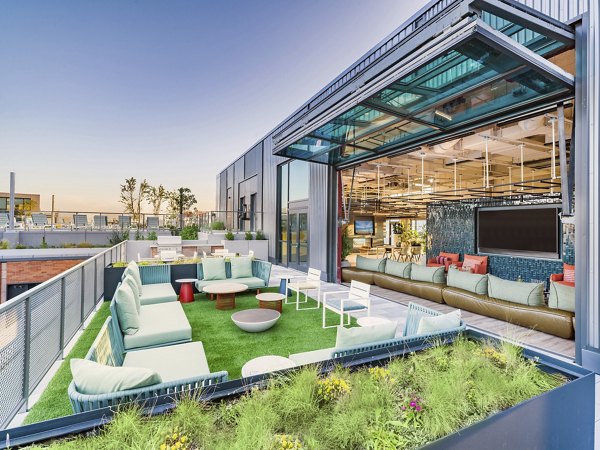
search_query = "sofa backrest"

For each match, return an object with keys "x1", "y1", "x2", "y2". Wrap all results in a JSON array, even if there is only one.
[
  {"x1": 196, "y1": 259, "x2": 272, "y2": 285},
  {"x1": 403, "y1": 301, "x2": 463, "y2": 336},
  {"x1": 139, "y1": 264, "x2": 171, "y2": 285},
  {"x1": 85, "y1": 316, "x2": 124, "y2": 367}
]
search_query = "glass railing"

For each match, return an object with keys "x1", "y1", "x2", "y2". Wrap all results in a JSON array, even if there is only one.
[{"x1": 197, "y1": 210, "x2": 263, "y2": 233}]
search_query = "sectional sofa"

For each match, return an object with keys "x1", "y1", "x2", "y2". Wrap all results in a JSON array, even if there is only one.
[
  {"x1": 342, "y1": 256, "x2": 574, "y2": 339},
  {"x1": 195, "y1": 257, "x2": 272, "y2": 293}
]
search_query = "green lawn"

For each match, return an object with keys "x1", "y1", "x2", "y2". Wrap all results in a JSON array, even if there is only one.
[{"x1": 25, "y1": 287, "x2": 354, "y2": 424}]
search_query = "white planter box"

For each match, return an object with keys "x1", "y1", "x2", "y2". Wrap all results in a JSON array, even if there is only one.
[{"x1": 220, "y1": 239, "x2": 269, "y2": 260}]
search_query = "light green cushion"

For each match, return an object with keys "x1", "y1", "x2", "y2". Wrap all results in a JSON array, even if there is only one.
[
  {"x1": 125, "y1": 261, "x2": 143, "y2": 294},
  {"x1": 384, "y1": 260, "x2": 412, "y2": 279},
  {"x1": 447, "y1": 268, "x2": 488, "y2": 295},
  {"x1": 123, "y1": 341, "x2": 210, "y2": 382},
  {"x1": 202, "y1": 258, "x2": 227, "y2": 281},
  {"x1": 70, "y1": 358, "x2": 161, "y2": 395},
  {"x1": 488, "y1": 275, "x2": 545, "y2": 306},
  {"x1": 196, "y1": 277, "x2": 265, "y2": 291},
  {"x1": 548, "y1": 281, "x2": 575, "y2": 312},
  {"x1": 288, "y1": 348, "x2": 335, "y2": 366},
  {"x1": 114, "y1": 282, "x2": 140, "y2": 335},
  {"x1": 123, "y1": 302, "x2": 192, "y2": 350},
  {"x1": 139, "y1": 283, "x2": 177, "y2": 306},
  {"x1": 355, "y1": 255, "x2": 386, "y2": 273},
  {"x1": 122, "y1": 275, "x2": 142, "y2": 313},
  {"x1": 410, "y1": 264, "x2": 446, "y2": 284},
  {"x1": 335, "y1": 321, "x2": 397, "y2": 349},
  {"x1": 230, "y1": 257, "x2": 253, "y2": 279},
  {"x1": 416, "y1": 310, "x2": 461, "y2": 335}
]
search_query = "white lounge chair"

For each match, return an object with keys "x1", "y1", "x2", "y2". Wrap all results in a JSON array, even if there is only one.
[
  {"x1": 0, "y1": 213, "x2": 9, "y2": 229},
  {"x1": 118, "y1": 215, "x2": 132, "y2": 229},
  {"x1": 72, "y1": 214, "x2": 88, "y2": 230},
  {"x1": 286, "y1": 268, "x2": 322, "y2": 311},
  {"x1": 93, "y1": 215, "x2": 108, "y2": 229},
  {"x1": 322, "y1": 280, "x2": 371, "y2": 328},
  {"x1": 147, "y1": 216, "x2": 160, "y2": 230},
  {"x1": 31, "y1": 213, "x2": 49, "y2": 229}
]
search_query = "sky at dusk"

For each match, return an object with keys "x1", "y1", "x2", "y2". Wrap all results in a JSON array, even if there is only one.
[{"x1": 1, "y1": 0, "x2": 429, "y2": 213}]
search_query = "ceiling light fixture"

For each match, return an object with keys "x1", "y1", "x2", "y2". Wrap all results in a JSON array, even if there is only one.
[
  {"x1": 434, "y1": 110, "x2": 452, "y2": 121},
  {"x1": 420, "y1": 151, "x2": 426, "y2": 196}
]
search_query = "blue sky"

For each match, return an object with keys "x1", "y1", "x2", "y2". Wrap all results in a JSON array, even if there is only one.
[{"x1": 0, "y1": 0, "x2": 428, "y2": 212}]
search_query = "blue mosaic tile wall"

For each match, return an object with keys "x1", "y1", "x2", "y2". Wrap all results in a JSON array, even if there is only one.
[{"x1": 426, "y1": 197, "x2": 574, "y2": 284}]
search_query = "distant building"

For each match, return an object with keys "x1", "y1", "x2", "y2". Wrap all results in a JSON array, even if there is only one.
[{"x1": 0, "y1": 192, "x2": 41, "y2": 214}]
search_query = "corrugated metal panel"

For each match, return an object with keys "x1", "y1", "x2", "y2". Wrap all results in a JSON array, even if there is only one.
[
  {"x1": 514, "y1": 0, "x2": 587, "y2": 22},
  {"x1": 262, "y1": 137, "x2": 288, "y2": 260},
  {"x1": 308, "y1": 163, "x2": 330, "y2": 275}
]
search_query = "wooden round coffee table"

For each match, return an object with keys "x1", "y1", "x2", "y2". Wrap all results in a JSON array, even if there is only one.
[
  {"x1": 241, "y1": 355, "x2": 295, "y2": 378},
  {"x1": 202, "y1": 282, "x2": 248, "y2": 310},
  {"x1": 256, "y1": 292, "x2": 285, "y2": 313}
]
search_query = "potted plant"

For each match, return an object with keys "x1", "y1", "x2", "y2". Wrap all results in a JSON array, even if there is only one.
[{"x1": 341, "y1": 227, "x2": 353, "y2": 267}]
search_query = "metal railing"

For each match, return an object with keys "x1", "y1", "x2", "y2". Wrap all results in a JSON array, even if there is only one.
[{"x1": 0, "y1": 241, "x2": 127, "y2": 429}]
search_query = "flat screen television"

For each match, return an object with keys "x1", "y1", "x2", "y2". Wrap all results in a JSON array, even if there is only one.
[
  {"x1": 477, "y1": 206, "x2": 560, "y2": 259},
  {"x1": 354, "y1": 217, "x2": 374, "y2": 235}
]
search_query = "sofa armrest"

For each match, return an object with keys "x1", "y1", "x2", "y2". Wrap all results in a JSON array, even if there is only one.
[
  {"x1": 550, "y1": 273, "x2": 563, "y2": 282},
  {"x1": 68, "y1": 371, "x2": 229, "y2": 413}
]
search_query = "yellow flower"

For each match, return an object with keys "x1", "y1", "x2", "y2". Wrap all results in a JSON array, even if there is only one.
[
  {"x1": 172, "y1": 433, "x2": 178, "y2": 440},
  {"x1": 180, "y1": 436, "x2": 187, "y2": 443},
  {"x1": 160, "y1": 444, "x2": 166, "y2": 450}
]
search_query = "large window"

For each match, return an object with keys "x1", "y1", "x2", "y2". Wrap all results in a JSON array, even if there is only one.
[{"x1": 278, "y1": 160, "x2": 309, "y2": 267}]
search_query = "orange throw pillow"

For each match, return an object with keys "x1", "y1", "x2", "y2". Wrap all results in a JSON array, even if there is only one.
[{"x1": 563, "y1": 263, "x2": 575, "y2": 283}]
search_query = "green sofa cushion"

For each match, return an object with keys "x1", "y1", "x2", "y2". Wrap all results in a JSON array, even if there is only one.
[
  {"x1": 122, "y1": 274, "x2": 142, "y2": 313},
  {"x1": 548, "y1": 281, "x2": 575, "y2": 312},
  {"x1": 356, "y1": 255, "x2": 386, "y2": 273},
  {"x1": 335, "y1": 321, "x2": 397, "y2": 348},
  {"x1": 230, "y1": 257, "x2": 253, "y2": 279},
  {"x1": 416, "y1": 310, "x2": 461, "y2": 335},
  {"x1": 125, "y1": 261, "x2": 143, "y2": 294},
  {"x1": 139, "y1": 283, "x2": 177, "y2": 306},
  {"x1": 288, "y1": 348, "x2": 335, "y2": 366},
  {"x1": 410, "y1": 264, "x2": 445, "y2": 284},
  {"x1": 114, "y1": 282, "x2": 140, "y2": 335},
  {"x1": 123, "y1": 341, "x2": 210, "y2": 383},
  {"x1": 196, "y1": 277, "x2": 265, "y2": 291},
  {"x1": 384, "y1": 260, "x2": 412, "y2": 279},
  {"x1": 202, "y1": 258, "x2": 226, "y2": 281},
  {"x1": 447, "y1": 268, "x2": 488, "y2": 295},
  {"x1": 123, "y1": 302, "x2": 191, "y2": 350},
  {"x1": 70, "y1": 358, "x2": 161, "y2": 395},
  {"x1": 487, "y1": 275, "x2": 545, "y2": 306}
]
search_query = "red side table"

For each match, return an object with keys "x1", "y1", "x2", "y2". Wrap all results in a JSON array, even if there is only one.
[{"x1": 175, "y1": 278, "x2": 197, "y2": 303}]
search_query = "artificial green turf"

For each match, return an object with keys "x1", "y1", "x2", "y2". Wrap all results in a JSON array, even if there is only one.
[
  {"x1": 24, "y1": 303, "x2": 111, "y2": 424},
  {"x1": 24, "y1": 287, "x2": 355, "y2": 423},
  {"x1": 182, "y1": 287, "x2": 356, "y2": 379}
]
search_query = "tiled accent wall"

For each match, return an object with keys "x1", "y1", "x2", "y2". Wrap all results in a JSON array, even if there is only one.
[{"x1": 427, "y1": 197, "x2": 574, "y2": 283}]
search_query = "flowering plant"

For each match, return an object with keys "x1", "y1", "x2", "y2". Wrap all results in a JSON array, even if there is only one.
[
  {"x1": 400, "y1": 395, "x2": 424, "y2": 426},
  {"x1": 273, "y1": 434, "x2": 303, "y2": 449},
  {"x1": 159, "y1": 426, "x2": 189, "y2": 450},
  {"x1": 316, "y1": 375, "x2": 350, "y2": 403},
  {"x1": 368, "y1": 366, "x2": 396, "y2": 383}
]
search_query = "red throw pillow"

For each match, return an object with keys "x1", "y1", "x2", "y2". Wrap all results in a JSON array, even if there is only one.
[
  {"x1": 436, "y1": 256, "x2": 447, "y2": 265},
  {"x1": 563, "y1": 264, "x2": 575, "y2": 283}
]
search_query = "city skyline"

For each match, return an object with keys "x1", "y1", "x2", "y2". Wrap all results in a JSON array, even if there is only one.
[{"x1": 1, "y1": 0, "x2": 428, "y2": 212}]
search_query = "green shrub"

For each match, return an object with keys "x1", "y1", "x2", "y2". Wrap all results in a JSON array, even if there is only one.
[
  {"x1": 225, "y1": 230, "x2": 235, "y2": 240},
  {"x1": 15, "y1": 243, "x2": 27, "y2": 249},
  {"x1": 109, "y1": 230, "x2": 129, "y2": 245},
  {"x1": 245, "y1": 231, "x2": 253, "y2": 240},
  {"x1": 181, "y1": 224, "x2": 198, "y2": 240},
  {"x1": 112, "y1": 261, "x2": 128, "y2": 268},
  {"x1": 211, "y1": 221, "x2": 225, "y2": 230},
  {"x1": 146, "y1": 231, "x2": 157, "y2": 241},
  {"x1": 76, "y1": 242, "x2": 93, "y2": 248},
  {"x1": 255, "y1": 230, "x2": 266, "y2": 240},
  {"x1": 342, "y1": 228, "x2": 353, "y2": 260},
  {"x1": 40, "y1": 237, "x2": 48, "y2": 249},
  {"x1": 60, "y1": 243, "x2": 76, "y2": 248},
  {"x1": 0, "y1": 240, "x2": 9, "y2": 250}
]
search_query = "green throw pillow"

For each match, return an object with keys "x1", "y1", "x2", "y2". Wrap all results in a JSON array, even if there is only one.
[
  {"x1": 447, "y1": 268, "x2": 488, "y2": 295},
  {"x1": 548, "y1": 281, "x2": 575, "y2": 312},
  {"x1": 122, "y1": 275, "x2": 142, "y2": 313},
  {"x1": 124, "y1": 261, "x2": 143, "y2": 294},
  {"x1": 416, "y1": 310, "x2": 461, "y2": 335},
  {"x1": 384, "y1": 260, "x2": 412, "y2": 279},
  {"x1": 70, "y1": 358, "x2": 162, "y2": 395},
  {"x1": 335, "y1": 321, "x2": 397, "y2": 348},
  {"x1": 410, "y1": 264, "x2": 445, "y2": 284},
  {"x1": 487, "y1": 275, "x2": 544, "y2": 306},
  {"x1": 356, "y1": 255, "x2": 386, "y2": 272},
  {"x1": 230, "y1": 257, "x2": 253, "y2": 279},
  {"x1": 114, "y1": 282, "x2": 140, "y2": 335},
  {"x1": 202, "y1": 258, "x2": 227, "y2": 281}
]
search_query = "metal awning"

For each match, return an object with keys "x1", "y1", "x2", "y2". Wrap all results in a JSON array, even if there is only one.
[{"x1": 273, "y1": 2, "x2": 574, "y2": 167}]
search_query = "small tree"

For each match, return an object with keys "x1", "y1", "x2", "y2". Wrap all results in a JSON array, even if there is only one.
[
  {"x1": 119, "y1": 177, "x2": 149, "y2": 224},
  {"x1": 146, "y1": 184, "x2": 167, "y2": 215},
  {"x1": 168, "y1": 188, "x2": 197, "y2": 229}
]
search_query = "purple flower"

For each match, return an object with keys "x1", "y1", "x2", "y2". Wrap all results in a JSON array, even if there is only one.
[
  {"x1": 401, "y1": 406, "x2": 406, "y2": 410},
  {"x1": 416, "y1": 405, "x2": 422, "y2": 412},
  {"x1": 410, "y1": 401, "x2": 416, "y2": 407}
]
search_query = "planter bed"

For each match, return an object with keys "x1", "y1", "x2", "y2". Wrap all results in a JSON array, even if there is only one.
[{"x1": 2, "y1": 330, "x2": 593, "y2": 449}]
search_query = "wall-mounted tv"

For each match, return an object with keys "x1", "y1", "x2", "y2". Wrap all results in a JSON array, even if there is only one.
[
  {"x1": 477, "y1": 206, "x2": 560, "y2": 259},
  {"x1": 354, "y1": 216, "x2": 374, "y2": 235}
]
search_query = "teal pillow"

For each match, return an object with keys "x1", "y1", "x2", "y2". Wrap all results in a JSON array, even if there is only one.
[
  {"x1": 548, "y1": 281, "x2": 575, "y2": 312},
  {"x1": 230, "y1": 257, "x2": 253, "y2": 279},
  {"x1": 410, "y1": 264, "x2": 445, "y2": 284},
  {"x1": 356, "y1": 255, "x2": 386, "y2": 273},
  {"x1": 124, "y1": 261, "x2": 143, "y2": 294},
  {"x1": 487, "y1": 275, "x2": 544, "y2": 306},
  {"x1": 384, "y1": 261, "x2": 412, "y2": 279},
  {"x1": 114, "y1": 282, "x2": 140, "y2": 335},
  {"x1": 447, "y1": 268, "x2": 488, "y2": 295},
  {"x1": 335, "y1": 321, "x2": 397, "y2": 348},
  {"x1": 416, "y1": 310, "x2": 461, "y2": 335},
  {"x1": 71, "y1": 358, "x2": 162, "y2": 395},
  {"x1": 202, "y1": 258, "x2": 227, "y2": 281},
  {"x1": 122, "y1": 275, "x2": 142, "y2": 313}
]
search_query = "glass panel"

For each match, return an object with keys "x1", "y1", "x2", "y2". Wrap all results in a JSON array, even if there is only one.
[
  {"x1": 0, "y1": 198, "x2": 6, "y2": 212},
  {"x1": 289, "y1": 213, "x2": 298, "y2": 264},
  {"x1": 280, "y1": 164, "x2": 288, "y2": 213},
  {"x1": 299, "y1": 213, "x2": 308, "y2": 264},
  {"x1": 289, "y1": 160, "x2": 309, "y2": 201},
  {"x1": 279, "y1": 240, "x2": 288, "y2": 265}
]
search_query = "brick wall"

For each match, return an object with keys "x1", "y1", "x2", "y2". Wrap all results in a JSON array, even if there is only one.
[{"x1": 6, "y1": 259, "x2": 84, "y2": 284}]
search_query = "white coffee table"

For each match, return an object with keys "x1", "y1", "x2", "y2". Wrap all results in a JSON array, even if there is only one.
[
  {"x1": 202, "y1": 282, "x2": 248, "y2": 310},
  {"x1": 356, "y1": 316, "x2": 393, "y2": 327},
  {"x1": 241, "y1": 355, "x2": 296, "y2": 378}
]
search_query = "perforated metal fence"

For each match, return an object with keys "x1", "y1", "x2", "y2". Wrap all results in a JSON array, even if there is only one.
[{"x1": 0, "y1": 241, "x2": 126, "y2": 429}]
